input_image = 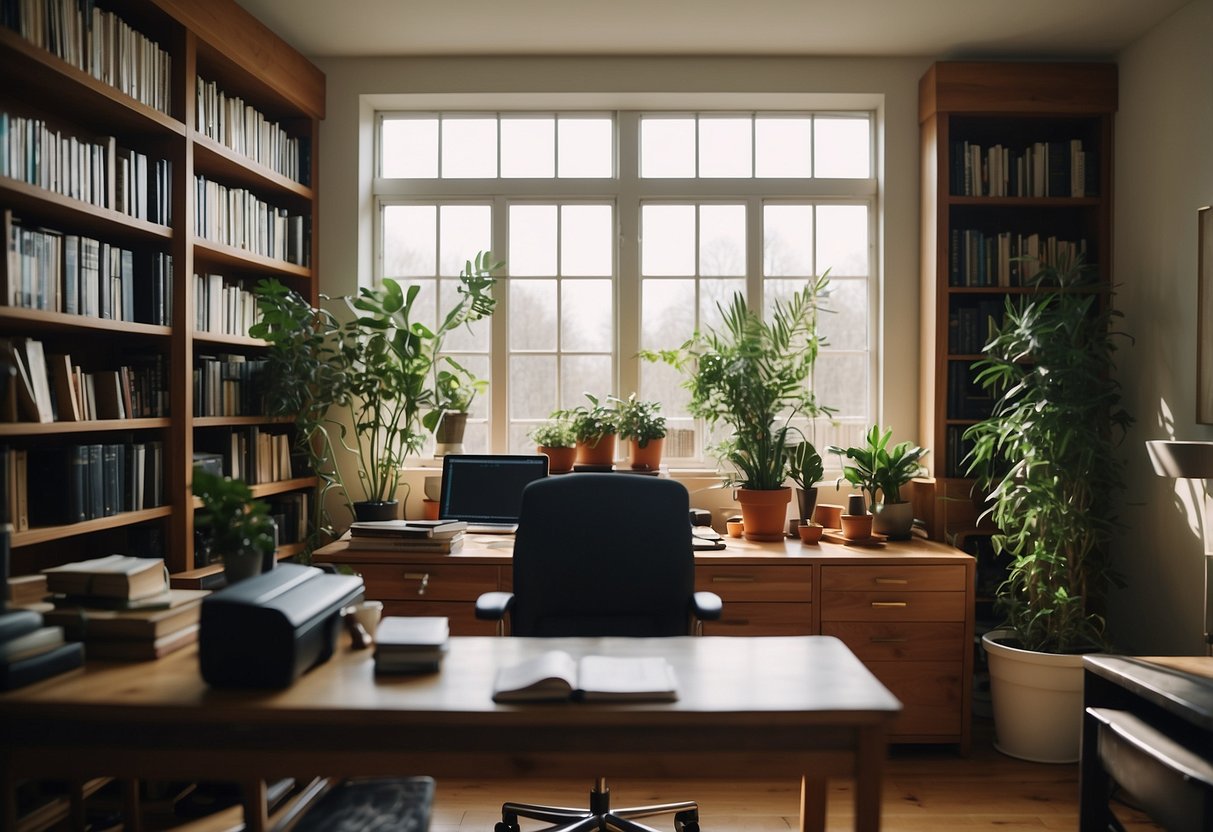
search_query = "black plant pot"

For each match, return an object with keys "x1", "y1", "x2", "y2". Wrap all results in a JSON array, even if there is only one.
[{"x1": 353, "y1": 500, "x2": 399, "y2": 522}]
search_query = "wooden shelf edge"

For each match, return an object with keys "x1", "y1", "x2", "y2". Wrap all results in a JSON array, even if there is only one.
[
  {"x1": 0, "y1": 178, "x2": 175, "y2": 240},
  {"x1": 249, "y1": 476, "x2": 317, "y2": 497},
  {"x1": 192, "y1": 134, "x2": 314, "y2": 200},
  {"x1": 192, "y1": 415, "x2": 296, "y2": 427},
  {"x1": 0, "y1": 418, "x2": 172, "y2": 436},
  {"x1": 0, "y1": 304, "x2": 172, "y2": 336},
  {"x1": 192, "y1": 330, "x2": 270, "y2": 348},
  {"x1": 12, "y1": 506, "x2": 173, "y2": 548},
  {"x1": 192, "y1": 239, "x2": 311, "y2": 277}
]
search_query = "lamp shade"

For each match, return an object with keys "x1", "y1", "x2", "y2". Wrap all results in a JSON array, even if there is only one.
[{"x1": 1146, "y1": 440, "x2": 1213, "y2": 479}]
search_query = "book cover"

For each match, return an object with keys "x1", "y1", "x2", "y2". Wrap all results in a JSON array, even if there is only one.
[
  {"x1": 0, "y1": 641, "x2": 84, "y2": 691},
  {"x1": 44, "y1": 589, "x2": 206, "y2": 639},
  {"x1": 47, "y1": 354, "x2": 80, "y2": 421},
  {"x1": 43, "y1": 554, "x2": 168, "y2": 600},
  {"x1": 0, "y1": 608, "x2": 43, "y2": 642},
  {"x1": 491, "y1": 651, "x2": 678, "y2": 703},
  {"x1": 344, "y1": 534, "x2": 464, "y2": 553},
  {"x1": 375, "y1": 616, "x2": 450, "y2": 652},
  {"x1": 6, "y1": 574, "x2": 47, "y2": 606},
  {"x1": 350, "y1": 519, "x2": 467, "y2": 539},
  {"x1": 84, "y1": 623, "x2": 198, "y2": 661},
  {"x1": 16, "y1": 338, "x2": 54, "y2": 422},
  {"x1": 0, "y1": 625, "x2": 65, "y2": 662}
]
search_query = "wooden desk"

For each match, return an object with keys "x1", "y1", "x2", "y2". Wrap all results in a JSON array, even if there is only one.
[
  {"x1": 315, "y1": 533, "x2": 975, "y2": 750},
  {"x1": 0, "y1": 636, "x2": 900, "y2": 832}
]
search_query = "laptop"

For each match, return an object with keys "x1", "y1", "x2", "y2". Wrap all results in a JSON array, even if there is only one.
[{"x1": 438, "y1": 454, "x2": 549, "y2": 534}]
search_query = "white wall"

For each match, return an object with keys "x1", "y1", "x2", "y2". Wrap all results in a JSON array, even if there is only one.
[
  {"x1": 1111, "y1": 0, "x2": 1213, "y2": 654},
  {"x1": 312, "y1": 55, "x2": 932, "y2": 519}
]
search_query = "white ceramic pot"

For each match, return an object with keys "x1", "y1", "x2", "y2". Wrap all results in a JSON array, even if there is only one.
[{"x1": 982, "y1": 629, "x2": 1088, "y2": 763}]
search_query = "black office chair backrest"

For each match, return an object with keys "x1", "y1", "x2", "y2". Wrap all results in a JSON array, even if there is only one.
[{"x1": 510, "y1": 473, "x2": 694, "y2": 637}]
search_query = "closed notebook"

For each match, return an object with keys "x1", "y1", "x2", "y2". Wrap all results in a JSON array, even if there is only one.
[
  {"x1": 43, "y1": 555, "x2": 167, "y2": 600},
  {"x1": 44, "y1": 590, "x2": 207, "y2": 640},
  {"x1": 349, "y1": 519, "x2": 467, "y2": 539},
  {"x1": 492, "y1": 651, "x2": 678, "y2": 703}
]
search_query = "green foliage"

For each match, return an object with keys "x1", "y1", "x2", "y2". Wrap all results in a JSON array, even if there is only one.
[
  {"x1": 613, "y1": 393, "x2": 667, "y2": 446},
  {"x1": 555, "y1": 393, "x2": 620, "y2": 447},
  {"x1": 643, "y1": 276, "x2": 832, "y2": 490},
  {"x1": 192, "y1": 468, "x2": 276, "y2": 560},
  {"x1": 828, "y1": 424, "x2": 928, "y2": 510},
  {"x1": 785, "y1": 441, "x2": 824, "y2": 490},
  {"x1": 963, "y1": 254, "x2": 1133, "y2": 654},
  {"x1": 529, "y1": 418, "x2": 577, "y2": 449}
]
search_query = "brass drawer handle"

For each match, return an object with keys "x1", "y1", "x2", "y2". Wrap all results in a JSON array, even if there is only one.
[
  {"x1": 712, "y1": 575, "x2": 758, "y2": 583},
  {"x1": 869, "y1": 636, "x2": 908, "y2": 644},
  {"x1": 403, "y1": 572, "x2": 430, "y2": 595},
  {"x1": 874, "y1": 578, "x2": 909, "y2": 585},
  {"x1": 871, "y1": 601, "x2": 908, "y2": 608}
]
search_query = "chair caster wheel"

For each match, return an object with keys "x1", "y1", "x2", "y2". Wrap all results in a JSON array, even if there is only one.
[
  {"x1": 674, "y1": 809, "x2": 700, "y2": 832},
  {"x1": 495, "y1": 823, "x2": 520, "y2": 832}
]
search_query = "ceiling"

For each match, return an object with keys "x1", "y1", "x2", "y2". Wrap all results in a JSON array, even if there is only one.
[{"x1": 234, "y1": 0, "x2": 1189, "y2": 60}]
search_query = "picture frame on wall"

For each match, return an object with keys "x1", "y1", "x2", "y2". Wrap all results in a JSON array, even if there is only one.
[{"x1": 1200, "y1": 206, "x2": 1213, "y2": 424}]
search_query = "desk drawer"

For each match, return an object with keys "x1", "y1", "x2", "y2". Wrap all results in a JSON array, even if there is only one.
[
  {"x1": 820, "y1": 590, "x2": 966, "y2": 622},
  {"x1": 821, "y1": 621, "x2": 965, "y2": 662},
  {"x1": 820, "y1": 564, "x2": 966, "y2": 592},
  {"x1": 866, "y1": 661, "x2": 964, "y2": 738},
  {"x1": 700, "y1": 602, "x2": 813, "y2": 636},
  {"x1": 695, "y1": 564, "x2": 811, "y2": 602},
  {"x1": 352, "y1": 564, "x2": 500, "y2": 602}
]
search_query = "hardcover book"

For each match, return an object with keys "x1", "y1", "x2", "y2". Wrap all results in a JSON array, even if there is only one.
[
  {"x1": 43, "y1": 554, "x2": 168, "y2": 600},
  {"x1": 44, "y1": 589, "x2": 207, "y2": 639}
]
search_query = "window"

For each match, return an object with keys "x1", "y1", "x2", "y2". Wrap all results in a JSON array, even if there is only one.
[{"x1": 376, "y1": 111, "x2": 875, "y2": 462}]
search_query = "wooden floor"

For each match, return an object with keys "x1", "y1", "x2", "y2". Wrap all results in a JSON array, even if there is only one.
[{"x1": 429, "y1": 719, "x2": 1162, "y2": 831}]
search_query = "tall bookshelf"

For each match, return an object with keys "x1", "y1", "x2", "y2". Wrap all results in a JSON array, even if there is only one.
[
  {"x1": 917, "y1": 61, "x2": 1116, "y2": 542},
  {"x1": 0, "y1": 0, "x2": 324, "y2": 578}
]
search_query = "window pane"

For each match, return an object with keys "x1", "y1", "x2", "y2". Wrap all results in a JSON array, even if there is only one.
[
  {"x1": 441, "y1": 117, "x2": 497, "y2": 178},
  {"x1": 561, "y1": 355, "x2": 612, "y2": 408},
  {"x1": 763, "y1": 204, "x2": 813, "y2": 276},
  {"x1": 561, "y1": 279, "x2": 613, "y2": 351},
  {"x1": 815, "y1": 117, "x2": 871, "y2": 179},
  {"x1": 561, "y1": 204, "x2": 613, "y2": 276},
  {"x1": 699, "y1": 278, "x2": 745, "y2": 332},
  {"x1": 640, "y1": 360, "x2": 690, "y2": 419},
  {"x1": 382, "y1": 117, "x2": 438, "y2": 179},
  {"x1": 814, "y1": 352, "x2": 868, "y2": 418},
  {"x1": 816, "y1": 205, "x2": 869, "y2": 275},
  {"x1": 641, "y1": 278, "x2": 695, "y2": 350},
  {"x1": 509, "y1": 279, "x2": 557, "y2": 350},
  {"x1": 698, "y1": 117, "x2": 751, "y2": 178},
  {"x1": 558, "y1": 118, "x2": 613, "y2": 178},
  {"x1": 818, "y1": 277, "x2": 867, "y2": 350},
  {"x1": 510, "y1": 355, "x2": 556, "y2": 419},
  {"x1": 439, "y1": 205, "x2": 491, "y2": 275},
  {"x1": 642, "y1": 205, "x2": 694, "y2": 276},
  {"x1": 501, "y1": 117, "x2": 554, "y2": 178},
  {"x1": 509, "y1": 204, "x2": 557, "y2": 276},
  {"x1": 641, "y1": 118, "x2": 694, "y2": 178},
  {"x1": 383, "y1": 205, "x2": 435, "y2": 277},
  {"x1": 439, "y1": 281, "x2": 489, "y2": 351},
  {"x1": 755, "y1": 117, "x2": 811, "y2": 178},
  {"x1": 699, "y1": 204, "x2": 745, "y2": 276}
]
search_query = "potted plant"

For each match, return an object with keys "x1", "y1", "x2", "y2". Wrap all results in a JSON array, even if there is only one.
[
  {"x1": 422, "y1": 357, "x2": 487, "y2": 456},
  {"x1": 964, "y1": 253, "x2": 1133, "y2": 763},
  {"x1": 828, "y1": 425, "x2": 928, "y2": 540},
  {"x1": 786, "y1": 440, "x2": 824, "y2": 524},
  {"x1": 645, "y1": 277, "x2": 831, "y2": 540},
  {"x1": 559, "y1": 393, "x2": 620, "y2": 467},
  {"x1": 530, "y1": 418, "x2": 577, "y2": 474},
  {"x1": 614, "y1": 393, "x2": 667, "y2": 471},
  {"x1": 192, "y1": 468, "x2": 277, "y2": 585}
]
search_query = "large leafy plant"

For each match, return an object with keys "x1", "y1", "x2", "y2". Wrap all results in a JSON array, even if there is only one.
[
  {"x1": 192, "y1": 468, "x2": 276, "y2": 561},
  {"x1": 645, "y1": 277, "x2": 831, "y2": 490},
  {"x1": 963, "y1": 254, "x2": 1132, "y2": 653}
]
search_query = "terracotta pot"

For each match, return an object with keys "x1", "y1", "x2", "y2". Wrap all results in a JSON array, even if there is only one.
[
  {"x1": 813, "y1": 503, "x2": 843, "y2": 529},
  {"x1": 576, "y1": 433, "x2": 617, "y2": 466},
  {"x1": 839, "y1": 513, "x2": 873, "y2": 540},
  {"x1": 422, "y1": 498, "x2": 440, "y2": 520},
  {"x1": 798, "y1": 522, "x2": 824, "y2": 545},
  {"x1": 726, "y1": 521, "x2": 745, "y2": 538},
  {"x1": 629, "y1": 437, "x2": 664, "y2": 471},
  {"x1": 538, "y1": 445, "x2": 577, "y2": 474},
  {"x1": 736, "y1": 487, "x2": 791, "y2": 542}
]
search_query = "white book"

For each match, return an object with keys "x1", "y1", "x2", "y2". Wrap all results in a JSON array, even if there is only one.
[{"x1": 492, "y1": 651, "x2": 678, "y2": 703}]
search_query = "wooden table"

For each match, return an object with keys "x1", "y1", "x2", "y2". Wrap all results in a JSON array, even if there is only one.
[{"x1": 1, "y1": 635, "x2": 900, "y2": 832}]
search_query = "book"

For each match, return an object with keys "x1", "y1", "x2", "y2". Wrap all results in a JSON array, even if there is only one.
[
  {"x1": 343, "y1": 531, "x2": 465, "y2": 553},
  {"x1": 491, "y1": 651, "x2": 679, "y2": 703},
  {"x1": 374, "y1": 615, "x2": 450, "y2": 673},
  {"x1": 51, "y1": 586, "x2": 186, "y2": 611},
  {"x1": 0, "y1": 608, "x2": 43, "y2": 642},
  {"x1": 42, "y1": 554, "x2": 168, "y2": 600},
  {"x1": 43, "y1": 589, "x2": 207, "y2": 639},
  {"x1": 84, "y1": 623, "x2": 198, "y2": 661},
  {"x1": 0, "y1": 625, "x2": 65, "y2": 662},
  {"x1": 350, "y1": 519, "x2": 467, "y2": 539},
  {"x1": 6, "y1": 574, "x2": 47, "y2": 606},
  {"x1": 0, "y1": 641, "x2": 84, "y2": 691}
]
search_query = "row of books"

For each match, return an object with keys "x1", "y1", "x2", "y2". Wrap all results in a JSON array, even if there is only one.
[
  {"x1": 1, "y1": 0, "x2": 173, "y2": 115},
  {"x1": 950, "y1": 138, "x2": 1098, "y2": 198},
  {"x1": 194, "y1": 176, "x2": 310, "y2": 266},
  {"x1": 196, "y1": 77, "x2": 309, "y2": 185},
  {"x1": 19, "y1": 439, "x2": 165, "y2": 527},
  {"x1": 196, "y1": 426, "x2": 295, "y2": 485},
  {"x1": 348, "y1": 519, "x2": 467, "y2": 554},
  {"x1": 193, "y1": 353, "x2": 267, "y2": 418},
  {"x1": 0, "y1": 113, "x2": 172, "y2": 223},
  {"x1": 4, "y1": 216, "x2": 174, "y2": 324},
  {"x1": 947, "y1": 362, "x2": 995, "y2": 422},
  {"x1": 943, "y1": 425, "x2": 977, "y2": 478},
  {"x1": 266, "y1": 491, "x2": 310, "y2": 547},
  {"x1": 0, "y1": 337, "x2": 167, "y2": 423},
  {"x1": 948, "y1": 229, "x2": 1088, "y2": 288},
  {"x1": 948, "y1": 300, "x2": 1005, "y2": 356},
  {"x1": 193, "y1": 272, "x2": 263, "y2": 337}
]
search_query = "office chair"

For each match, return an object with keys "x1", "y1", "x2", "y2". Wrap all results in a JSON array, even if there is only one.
[{"x1": 475, "y1": 473, "x2": 723, "y2": 832}]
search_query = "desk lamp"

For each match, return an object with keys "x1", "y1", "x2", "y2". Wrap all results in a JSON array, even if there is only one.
[{"x1": 1146, "y1": 440, "x2": 1213, "y2": 655}]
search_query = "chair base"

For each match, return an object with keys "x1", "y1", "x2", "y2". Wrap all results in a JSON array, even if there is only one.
[{"x1": 494, "y1": 781, "x2": 699, "y2": 832}]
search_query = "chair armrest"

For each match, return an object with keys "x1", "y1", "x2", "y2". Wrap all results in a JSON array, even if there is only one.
[
  {"x1": 475, "y1": 591, "x2": 515, "y2": 621},
  {"x1": 692, "y1": 591, "x2": 723, "y2": 622}
]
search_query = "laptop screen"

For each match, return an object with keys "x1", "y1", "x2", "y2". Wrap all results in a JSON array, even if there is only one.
[{"x1": 438, "y1": 454, "x2": 549, "y2": 526}]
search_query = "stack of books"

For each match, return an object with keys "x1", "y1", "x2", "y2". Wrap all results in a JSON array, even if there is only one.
[
  {"x1": 41, "y1": 555, "x2": 208, "y2": 660},
  {"x1": 348, "y1": 520, "x2": 467, "y2": 554},
  {"x1": 374, "y1": 616, "x2": 450, "y2": 674},
  {"x1": 0, "y1": 608, "x2": 84, "y2": 690}
]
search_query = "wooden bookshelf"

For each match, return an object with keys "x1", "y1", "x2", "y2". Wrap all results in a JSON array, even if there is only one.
[
  {"x1": 1, "y1": 0, "x2": 324, "y2": 579},
  {"x1": 917, "y1": 61, "x2": 1116, "y2": 541}
]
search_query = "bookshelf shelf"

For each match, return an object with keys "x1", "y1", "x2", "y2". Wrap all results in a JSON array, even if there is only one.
[
  {"x1": 918, "y1": 61, "x2": 1115, "y2": 537},
  {"x1": 2, "y1": 0, "x2": 324, "y2": 576}
]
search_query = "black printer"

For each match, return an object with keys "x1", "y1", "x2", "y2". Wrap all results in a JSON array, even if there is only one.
[{"x1": 199, "y1": 563, "x2": 363, "y2": 688}]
